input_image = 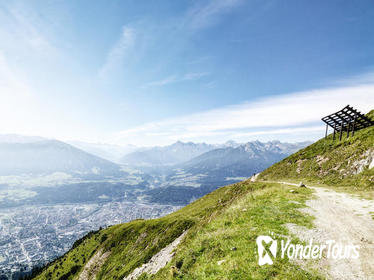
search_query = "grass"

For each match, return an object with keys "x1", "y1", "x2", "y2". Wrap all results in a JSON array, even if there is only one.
[
  {"x1": 33, "y1": 182, "x2": 322, "y2": 280},
  {"x1": 31, "y1": 230, "x2": 103, "y2": 280},
  {"x1": 33, "y1": 180, "x2": 257, "y2": 280},
  {"x1": 150, "y1": 182, "x2": 321, "y2": 280},
  {"x1": 259, "y1": 112, "x2": 374, "y2": 197}
]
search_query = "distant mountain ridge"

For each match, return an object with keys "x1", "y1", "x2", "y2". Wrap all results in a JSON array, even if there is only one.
[
  {"x1": 179, "y1": 140, "x2": 311, "y2": 178},
  {"x1": 67, "y1": 141, "x2": 137, "y2": 163},
  {"x1": 144, "y1": 140, "x2": 311, "y2": 205},
  {"x1": 119, "y1": 139, "x2": 303, "y2": 167},
  {"x1": 120, "y1": 141, "x2": 218, "y2": 166},
  {"x1": 0, "y1": 139, "x2": 122, "y2": 176}
]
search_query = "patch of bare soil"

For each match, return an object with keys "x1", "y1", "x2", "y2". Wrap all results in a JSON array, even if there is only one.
[
  {"x1": 78, "y1": 248, "x2": 111, "y2": 280},
  {"x1": 123, "y1": 231, "x2": 187, "y2": 280}
]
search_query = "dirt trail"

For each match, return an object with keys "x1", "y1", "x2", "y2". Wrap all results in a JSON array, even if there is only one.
[{"x1": 279, "y1": 182, "x2": 374, "y2": 279}]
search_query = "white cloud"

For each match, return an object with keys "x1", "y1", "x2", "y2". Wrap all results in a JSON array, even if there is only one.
[
  {"x1": 183, "y1": 72, "x2": 210, "y2": 80},
  {"x1": 231, "y1": 126, "x2": 323, "y2": 138},
  {"x1": 332, "y1": 70, "x2": 374, "y2": 86},
  {"x1": 187, "y1": 0, "x2": 243, "y2": 30},
  {"x1": 113, "y1": 83, "x2": 374, "y2": 146},
  {"x1": 143, "y1": 72, "x2": 209, "y2": 88},
  {"x1": 143, "y1": 75, "x2": 178, "y2": 87},
  {"x1": 99, "y1": 26, "x2": 135, "y2": 80}
]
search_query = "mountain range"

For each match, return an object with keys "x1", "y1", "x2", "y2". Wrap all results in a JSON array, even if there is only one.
[
  {"x1": 0, "y1": 138, "x2": 122, "y2": 176},
  {"x1": 67, "y1": 141, "x2": 137, "y2": 163},
  {"x1": 0, "y1": 134, "x2": 310, "y2": 207},
  {"x1": 119, "y1": 141, "x2": 217, "y2": 166},
  {"x1": 178, "y1": 140, "x2": 310, "y2": 178},
  {"x1": 0, "y1": 135, "x2": 310, "y2": 185},
  {"x1": 144, "y1": 140, "x2": 310, "y2": 204}
]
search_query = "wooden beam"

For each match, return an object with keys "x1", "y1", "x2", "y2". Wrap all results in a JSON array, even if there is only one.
[
  {"x1": 352, "y1": 114, "x2": 357, "y2": 136},
  {"x1": 333, "y1": 123, "x2": 336, "y2": 140},
  {"x1": 347, "y1": 121, "x2": 350, "y2": 138},
  {"x1": 339, "y1": 121, "x2": 343, "y2": 141},
  {"x1": 325, "y1": 124, "x2": 328, "y2": 139}
]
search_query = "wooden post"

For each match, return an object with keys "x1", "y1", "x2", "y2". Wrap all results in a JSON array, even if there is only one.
[
  {"x1": 325, "y1": 124, "x2": 328, "y2": 139},
  {"x1": 333, "y1": 123, "x2": 336, "y2": 140},
  {"x1": 347, "y1": 121, "x2": 350, "y2": 138},
  {"x1": 352, "y1": 114, "x2": 357, "y2": 136},
  {"x1": 339, "y1": 121, "x2": 343, "y2": 141}
]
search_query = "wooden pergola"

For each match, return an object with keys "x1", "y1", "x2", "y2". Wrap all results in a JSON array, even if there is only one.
[{"x1": 321, "y1": 105, "x2": 374, "y2": 141}]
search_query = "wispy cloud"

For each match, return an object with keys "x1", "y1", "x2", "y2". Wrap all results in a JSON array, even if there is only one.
[
  {"x1": 143, "y1": 72, "x2": 209, "y2": 88},
  {"x1": 113, "y1": 81, "x2": 374, "y2": 146},
  {"x1": 186, "y1": 0, "x2": 243, "y2": 30},
  {"x1": 138, "y1": 0, "x2": 241, "y2": 88},
  {"x1": 0, "y1": 2, "x2": 59, "y2": 59},
  {"x1": 332, "y1": 70, "x2": 374, "y2": 86},
  {"x1": 183, "y1": 72, "x2": 210, "y2": 80},
  {"x1": 143, "y1": 75, "x2": 178, "y2": 87},
  {"x1": 98, "y1": 26, "x2": 135, "y2": 80}
]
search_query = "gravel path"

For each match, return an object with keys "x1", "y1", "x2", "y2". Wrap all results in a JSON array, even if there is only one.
[{"x1": 280, "y1": 182, "x2": 374, "y2": 279}]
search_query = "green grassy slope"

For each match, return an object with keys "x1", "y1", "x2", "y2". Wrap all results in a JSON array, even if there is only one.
[
  {"x1": 32, "y1": 182, "x2": 321, "y2": 280},
  {"x1": 259, "y1": 110, "x2": 374, "y2": 194},
  {"x1": 151, "y1": 183, "x2": 319, "y2": 280}
]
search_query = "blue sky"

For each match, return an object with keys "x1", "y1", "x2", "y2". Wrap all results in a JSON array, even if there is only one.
[{"x1": 0, "y1": 0, "x2": 373, "y2": 146}]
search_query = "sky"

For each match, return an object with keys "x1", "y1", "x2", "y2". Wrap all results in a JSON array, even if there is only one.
[{"x1": 0, "y1": 0, "x2": 373, "y2": 146}]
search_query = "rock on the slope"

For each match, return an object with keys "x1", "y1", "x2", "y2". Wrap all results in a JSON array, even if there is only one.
[
  {"x1": 78, "y1": 248, "x2": 111, "y2": 280},
  {"x1": 351, "y1": 149, "x2": 374, "y2": 175},
  {"x1": 124, "y1": 231, "x2": 188, "y2": 280}
]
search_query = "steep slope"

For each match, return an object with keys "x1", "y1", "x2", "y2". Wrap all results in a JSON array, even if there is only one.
[
  {"x1": 0, "y1": 139, "x2": 122, "y2": 176},
  {"x1": 32, "y1": 181, "x2": 318, "y2": 280},
  {"x1": 259, "y1": 110, "x2": 374, "y2": 192}
]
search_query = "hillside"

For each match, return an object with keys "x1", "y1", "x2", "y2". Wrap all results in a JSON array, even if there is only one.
[
  {"x1": 259, "y1": 110, "x2": 374, "y2": 193},
  {"x1": 32, "y1": 181, "x2": 318, "y2": 280},
  {"x1": 30, "y1": 112, "x2": 374, "y2": 280}
]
